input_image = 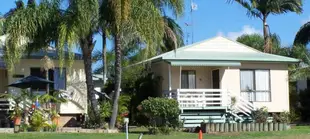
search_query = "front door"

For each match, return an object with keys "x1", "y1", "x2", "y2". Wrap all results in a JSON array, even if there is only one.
[
  {"x1": 211, "y1": 69, "x2": 220, "y2": 106},
  {"x1": 212, "y1": 69, "x2": 220, "y2": 89}
]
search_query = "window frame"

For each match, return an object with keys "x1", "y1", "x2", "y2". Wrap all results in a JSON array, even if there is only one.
[
  {"x1": 240, "y1": 69, "x2": 271, "y2": 102},
  {"x1": 181, "y1": 70, "x2": 196, "y2": 89}
]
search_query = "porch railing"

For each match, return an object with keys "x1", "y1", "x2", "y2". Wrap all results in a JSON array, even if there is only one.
[{"x1": 164, "y1": 89, "x2": 231, "y2": 109}]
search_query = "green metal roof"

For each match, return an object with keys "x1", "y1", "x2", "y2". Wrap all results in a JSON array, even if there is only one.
[
  {"x1": 169, "y1": 60, "x2": 241, "y2": 66},
  {"x1": 150, "y1": 36, "x2": 299, "y2": 64}
]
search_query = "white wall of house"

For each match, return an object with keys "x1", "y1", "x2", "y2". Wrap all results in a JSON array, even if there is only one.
[
  {"x1": 222, "y1": 63, "x2": 289, "y2": 112},
  {"x1": 6, "y1": 59, "x2": 87, "y2": 114},
  {"x1": 151, "y1": 61, "x2": 290, "y2": 113}
]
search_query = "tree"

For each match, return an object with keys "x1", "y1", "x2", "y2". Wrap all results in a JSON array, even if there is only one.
[
  {"x1": 3, "y1": 0, "x2": 104, "y2": 125},
  {"x1": 294, "y1": 22, "x2": 310, "y2": 46},
  {"x1": 160, "y1": 16, "x2": 184, "y2": 53},
  {"x1": 236, "y1": 33, "x2": 281, "y2": 53},
  {"x1": 104, "y1": 0, "x2": 184, "y2": 129},
  {"x1": 229, "y1": 0, "x2": 303, "y2": 53},
  {"x1": 237, "y1": 34, "x2": 310, "y2": 82}
]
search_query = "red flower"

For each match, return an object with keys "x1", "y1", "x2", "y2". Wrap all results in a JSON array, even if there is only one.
[{"x1": 121, "y1": 112, "x2": 129, "y2": 117}]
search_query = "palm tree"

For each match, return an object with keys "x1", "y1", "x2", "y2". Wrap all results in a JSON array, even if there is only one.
[
  {"x1": 3, "y1": 0, "x2": 104, "y2": 124},
  {"x1": 4, "y1": 0, "x2": 61, "y2": 71},
  {"x1": 229, "y1": 0, "x2": 303, "y2": 53},
  {"x1": 294, "y1": 22, "x2": 310, "y2": 46},
  {"x1": 160, "y1": 16, "x2": 184, "y2": 53},
  {"x1": 103, "y1": 0, "x2": 184, "y2": 128}
]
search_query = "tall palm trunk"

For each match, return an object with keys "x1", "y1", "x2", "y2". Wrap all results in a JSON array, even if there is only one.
[
  {"x1": 102, "y1": 32, "x2": 107, "y2": 89},
  {"x1": 81, "y1": 34, "x2": 101, "y2": 126},
  {"x1": 109, "y1": 34, "x2": 122, "y2": 129},
  {"x1": 263, "y1": 16, "x2": 271, "y2": 53}
]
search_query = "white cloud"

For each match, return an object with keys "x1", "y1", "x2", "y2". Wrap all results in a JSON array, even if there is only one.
[
  {"x1": 301, "y1": 16, "x2": 310, "y2": 25},
  {"x1": 217, "y1": 25, "x2": 262, "y2": 40}
]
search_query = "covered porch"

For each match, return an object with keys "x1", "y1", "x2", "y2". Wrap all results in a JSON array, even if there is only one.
[{"x1": 162, "y1": 60, "x2": 241, "y2": 110}]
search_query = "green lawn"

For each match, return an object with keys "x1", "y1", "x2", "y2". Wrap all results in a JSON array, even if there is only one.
[{"x1": 0, "y1": 126, "x2": 310, "y2": 139}]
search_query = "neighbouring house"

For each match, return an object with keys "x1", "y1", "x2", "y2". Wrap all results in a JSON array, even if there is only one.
[
  {"x1": 296, "y1": 63, "x2": 310, "y2": 92},
  {"x1": 0, "y1": 46, "x2": 87, "y2": 128},
  {"x1": 297, "y1": 79, "x2": 309, "y2": 92},
  {"x1": 93, "y1": 73, "x2": 107, "y2": 93},
  {"x1": 147, "y1": 36, "x2": 299, "y2": 127}
]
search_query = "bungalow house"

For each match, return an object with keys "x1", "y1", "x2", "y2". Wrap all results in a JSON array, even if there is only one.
[
  {"x1": 148, "y1": 36, "x2": 299, "y2": 127},
  {"x1": 0, "y1": 46, "x2": 87, "y2": 128}
]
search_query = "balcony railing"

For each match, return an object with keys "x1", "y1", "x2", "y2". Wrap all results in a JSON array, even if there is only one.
[{"x1": 164, "y1": 89, "x2": 231, "y2": 109}]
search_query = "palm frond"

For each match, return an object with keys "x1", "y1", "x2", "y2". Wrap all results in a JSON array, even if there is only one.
[
  {"x1": 162, "y1": 16, "x2": 184, "y2": 53},
  {"x1": 294, "y1": 22, "x2": 310, "y2": 46},
  {"x1": 269, "y1": 0, "x2": 303, "y2": 14}
]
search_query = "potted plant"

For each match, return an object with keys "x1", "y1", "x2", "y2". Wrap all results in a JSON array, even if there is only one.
[
  {"x1": 11, "y1": 107, "x2": 23, "y2": 126},
  {"x1": 51, "y1": 109, "x2": 60, "y2": 126},
  {"x1": 0, "y1": 92, "x2": 26, "y2": 126}
]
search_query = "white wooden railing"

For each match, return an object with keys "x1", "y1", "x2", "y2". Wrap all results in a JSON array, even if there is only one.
[
  {"x1": 164, "y1": 89, "x2": 256, "y2": 120},
  {"x1": 231, "y1": 96, "x2": 256, "y2": 116},
  {"x1": 165, "y1": 89, "x2": 231, "y2": 109},
  {"x1": 59, "y1": 89, "x2": 87, "y2": 110}
]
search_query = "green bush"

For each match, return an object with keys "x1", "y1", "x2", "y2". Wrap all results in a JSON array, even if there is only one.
[
  {"x1": 20, "y1": 123, "x2": 30, "y2": 132},
  {"x1": 141, "y1": 97, "x2": 180, "y2": 129},
  {"x1": 50, "y1": 123, "x2": 58, "y2": 132},
  {"x1": 252, "y1": 107, "x2": 268, "y2": 123},
  {"x1": 30, "y1": 110, "x2": 49, "y2": 131},
  {"x1": 99, "y1": 101, "x2": 112, "y2": 120},
  {"x1": 273, "y1": 111, "x2": 299, "y2": 123}
]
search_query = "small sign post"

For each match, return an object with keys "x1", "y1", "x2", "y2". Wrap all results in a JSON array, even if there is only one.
[{"x1": 124, "y1": 118, "x2": 129, "y2": 139}]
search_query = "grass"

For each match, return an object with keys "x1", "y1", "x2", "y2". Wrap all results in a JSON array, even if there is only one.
[{"x1": 0, "y1": 126, "x2": 310, "y2": 139}]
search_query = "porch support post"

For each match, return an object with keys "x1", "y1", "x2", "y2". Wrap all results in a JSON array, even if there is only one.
[
  {"x1": 168, "y1": 64, "x2": 172, "y2": 91},
  {"x1": 179, "y1": 66, "x2": 182, "y2": 88}
]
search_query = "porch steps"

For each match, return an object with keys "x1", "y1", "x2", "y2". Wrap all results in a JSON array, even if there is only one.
[
  {"x1": 180, "y1": 110, "x2": 226, "y2": 128},
  {"x1": 0, "y1": 98, "x2": 10, "y2": 111}
]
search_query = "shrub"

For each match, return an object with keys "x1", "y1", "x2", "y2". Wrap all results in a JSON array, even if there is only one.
[
  {"x1": 50, "y1": 123, "x2": 58, "y2": 132},
  {"x1": 141, "y1": 97, "x2": 180, "y2": 130},
  {"x1": 99, "y1": 101, "x2": 112, "y2": 120},
  {"x1": 30, "y1": 110, "x2": 49, "y2": 131},
  {"x1": 252, "y1": 107, "x2": 268, "y2": 123},
  {"x1": 20, "y1": 123, "x2": 30, "y2": 132},
  {"x1": 289, "y1": 109, "x2": 300, "y2": 123},
  {"x1": 273, "y1": 111, "x2": 297, "y2": 123}
]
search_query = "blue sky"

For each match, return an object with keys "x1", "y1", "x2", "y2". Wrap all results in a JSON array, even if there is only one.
[{"x1": 1, "y1": 0, "x2": 310, "y2": 51}]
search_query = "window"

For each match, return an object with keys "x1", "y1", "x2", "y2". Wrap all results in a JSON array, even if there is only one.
[
  {"x1": 30, "y1": 68, "x2": 49, "y2": 90},
  {"x1": 54, "y1": 68, "x2": 66, "y2": 90},
  {"x1": 30, "y1": 67, "x2": 66, "y2": 91},
  {"x1": 181, "y1": 70, "x2": 196, "y2": 89},
  {"x1": 240, "y1": 70, "x2": 270, "y2": 102}
]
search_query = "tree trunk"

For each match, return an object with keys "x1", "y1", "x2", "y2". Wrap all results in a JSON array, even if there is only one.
[
  {"x1": 102, "y1": 33, "x2": 107, "y2": 90},
  {"x1": 263, "y1": 16, "x2": 271, "y2": 53},
  {"x1": 109, "y1": 34, "x2": 122, "y2": 129},
  {"x1": 80, "y1": 34, "x2": 101, "y2": 126}
]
